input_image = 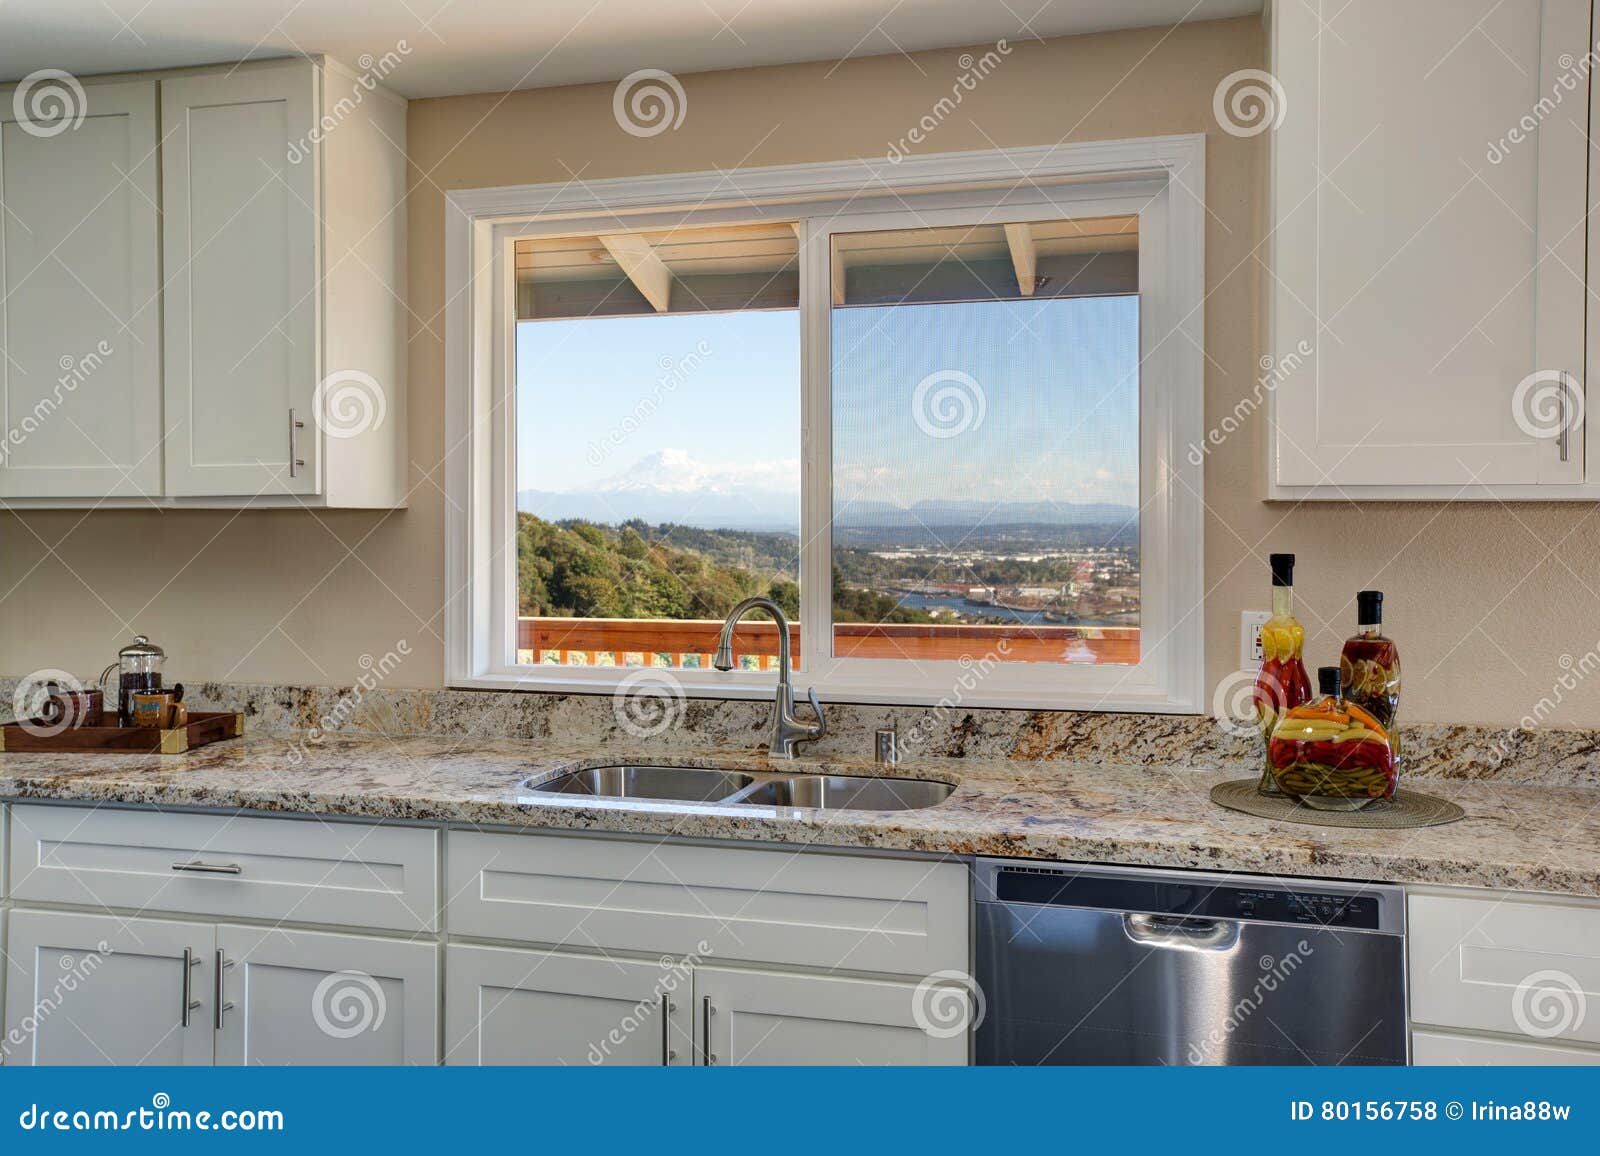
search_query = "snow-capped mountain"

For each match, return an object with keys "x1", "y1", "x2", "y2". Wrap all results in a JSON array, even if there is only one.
[
  {"x1": 519, "y1": 449, "x2": 1137, "y2": 533},
  {"x1": 593, "y1": 448, "x2": 795, "y2": 497},
  {"x1": 518, "y1": 449, "x2": 801, "y2": 530}
]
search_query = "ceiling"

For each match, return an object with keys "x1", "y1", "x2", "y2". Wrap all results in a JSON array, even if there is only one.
[{"x1": 0, "y1": 0, "x2": 1262, "y2": 100}]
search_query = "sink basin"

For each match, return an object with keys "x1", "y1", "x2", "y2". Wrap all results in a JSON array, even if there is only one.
[
  {"x1": 737, "y1": 774, "x2": 953, "y2": 811},
  {"x1": 521, "y1": 764, "x2": 953, "y2": 811},
  {"x1": 525, "y1": 765, "x2": 755, "y2": 802}
]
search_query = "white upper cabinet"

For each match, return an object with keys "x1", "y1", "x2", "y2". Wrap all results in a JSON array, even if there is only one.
[
  {"x1": 0, "y1": 55, "x2": 406, "y2": 508},
  {"x1": 0, "y1": 79, "x2": 162, "y2": 498},
  {"x1": 1268, "y1": 0, "x2": 1594, "y2": 496},
  {"x1": 161, "y1": 63, "x2": 319, "y2": 497}
]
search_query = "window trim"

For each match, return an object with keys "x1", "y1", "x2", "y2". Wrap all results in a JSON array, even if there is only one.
[{"x1": 445, "y1": 135, "x2": 1206, "y2": 712}]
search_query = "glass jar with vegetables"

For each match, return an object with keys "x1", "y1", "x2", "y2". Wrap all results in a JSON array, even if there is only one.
[{"x1": 1267, "y1": 666, "x2": 1398, "y2": 810}]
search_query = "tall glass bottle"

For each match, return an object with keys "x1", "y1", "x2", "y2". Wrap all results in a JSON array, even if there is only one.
[
  {"x1": 1340, "y1": 591, "x2": 1399, "y2": 730},
  {"x1": 1255, "y1": 552, "x2": 1311, "y2": 791}
]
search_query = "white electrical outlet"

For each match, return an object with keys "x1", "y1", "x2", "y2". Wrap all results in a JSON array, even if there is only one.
[{"x1": 1240, "y1": 611, "x2": 1271, "y2": 669}]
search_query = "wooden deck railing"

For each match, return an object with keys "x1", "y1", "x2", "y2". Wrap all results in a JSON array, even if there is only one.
[{"x1": 518, "y1": 617, "x2": 1139, "y2": 667}]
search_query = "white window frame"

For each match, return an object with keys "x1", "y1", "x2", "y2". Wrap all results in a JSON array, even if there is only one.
[{"x1": 445, "y1": 135, "x2": 1205, "y2": 712}]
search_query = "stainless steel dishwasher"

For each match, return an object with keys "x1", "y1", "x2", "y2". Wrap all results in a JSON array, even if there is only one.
[{"x1": 974, "y1": 860, "x2": 1407, "y2": 1065}]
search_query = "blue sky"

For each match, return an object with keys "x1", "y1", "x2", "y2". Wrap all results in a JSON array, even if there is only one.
[
  {"x1": 516, "y1": 311, "x2": 800, "y2": 493},
  {"x1": 516, "y1": 295, "x2": 1140, "y2": 516},
  {"x1": 832, "y1": 296, "x2": 1139, "y2": 512}
]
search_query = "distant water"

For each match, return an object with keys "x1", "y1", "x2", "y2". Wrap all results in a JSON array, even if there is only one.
[
  {"x1": 891, "y1": 592, "x2": 1130, "y2": 628},
  {"x1": 891, "y1": 592, "x2": 1053, "y2": 625}
]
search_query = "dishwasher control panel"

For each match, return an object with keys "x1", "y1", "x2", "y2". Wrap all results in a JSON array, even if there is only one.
[
  {"x1": 1234, "y1": 889, "x2": 1381, "y2": 929},
  {"x1": 991, "y1": 868, "x2": 1386, "y2": 930}
]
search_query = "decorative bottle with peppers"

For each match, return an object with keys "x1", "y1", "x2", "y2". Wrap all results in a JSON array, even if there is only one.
[
  {"x1": 1267, "y1": 666, "x2": 1398, "y2": 810},
  {"x1": 1254, "y1": 552, "x2": 1312, "y2": 791},
  {"x1": 1340, "y1": 590, "x2": 1400, "y2": 730}
]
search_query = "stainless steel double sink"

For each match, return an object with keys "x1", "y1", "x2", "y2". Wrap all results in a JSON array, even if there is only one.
[{"x1": 521, "y1": 763, "x2": 953, "y2": 812}]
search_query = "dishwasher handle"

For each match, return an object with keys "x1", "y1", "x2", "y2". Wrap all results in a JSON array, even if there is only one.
[{"x1": 1123, "y1": 912, "x2": 1240, "y2": 951}]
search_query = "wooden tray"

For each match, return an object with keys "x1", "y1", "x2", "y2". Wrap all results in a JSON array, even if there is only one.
[{"x1": 0, "y1": 711, "x2": 244, "y2": 754}]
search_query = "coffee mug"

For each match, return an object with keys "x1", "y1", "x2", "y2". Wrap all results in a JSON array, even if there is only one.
[
  {"x1": 130, "y1": 683, "x2": 184, "y2": 728},
  {"x1": 39, "y1": 684, "x2": 103, "y2": 730}
]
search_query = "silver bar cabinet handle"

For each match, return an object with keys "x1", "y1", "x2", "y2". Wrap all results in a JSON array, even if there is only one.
[
  {"x1": 701, "y1": 996, "x2": 715, "y2": 1065},
  {"x1": 215, "y1": 950, "x2": 235, "y2": 1029},
  {"x1": 289, "y1": 409, "x2": 306, "y2": 477},
  {"x1": 180, "y1": 948, "x2": 202, "y2": 1027},
  {"x1": 660, "y1": 995, "x2": 676, "y2": 1064},
  {"x1": 171, "y1": 860, "x2": 242, "y2": 875},
  {"x1": 1559, "y1": 373, "x2": 1572, "y2": 462}
]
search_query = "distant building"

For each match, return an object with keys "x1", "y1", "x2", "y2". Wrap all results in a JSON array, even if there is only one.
[{"x1": 1014, "y1": 586, "x2": 1063, "y2": 600}]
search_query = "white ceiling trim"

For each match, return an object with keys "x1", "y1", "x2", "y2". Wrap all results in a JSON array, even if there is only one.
[{"x1": 0, "y1": 0, "x2": 1262, "y2": 99}]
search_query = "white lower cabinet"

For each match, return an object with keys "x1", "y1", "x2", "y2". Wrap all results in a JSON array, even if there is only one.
[
  {"x1": 443, "y1": 945, "x2": 966, "y2": 1067},
  {"x1": 1413, "y1": 1028, "x2": 1600, "y2": 1066},
  {"x1": 3, "y1": 910, "x2": 214, "y2": 1066},
  {"x1": 442, "y1": 832, "x2": 972, "y2": 1067},
  {"x1": 2, "y1": 909, "x2": 435, "y2": 1066},
  {"x1": 446, "y1": 831, "x2": 968, "y2": 975},
  {"x1": 696, "y1": 965, "x2": 967, "y2": 1066},
  {"x1": 2, "y1": 814, "x2": 971, "y2": 1067},
  {"x1": 1409, "y1": 887, "x2": 1600, "y2": 1063},
  {"x1": 216, "y1": 925, "x2": 438, "y2": 1066},
  {"x1": 445, "y1": 944, "x2": 688, "y2": 1066},
  {"x1": 1409, "y1": 889, "x2": 1600, "y2": 1047},
  {"x1": 8, "y1": 804, "x2": 439, "y2": 933}
]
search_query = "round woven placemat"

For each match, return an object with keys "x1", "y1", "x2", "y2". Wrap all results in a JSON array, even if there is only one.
[{"x1": 1210, "y1": 779, "x2": 1465, "y2": 829}]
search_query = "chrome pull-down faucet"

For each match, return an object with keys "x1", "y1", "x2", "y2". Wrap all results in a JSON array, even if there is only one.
[{"x1": 712, "y1": 596, "x2": 825, "y2": 758}]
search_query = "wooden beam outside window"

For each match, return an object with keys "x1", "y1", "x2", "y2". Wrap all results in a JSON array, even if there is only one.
[
  {"x1": 597, "y1": 232, "x2": 673, "y2": 312},
  {"x1": 1003, "y1": 222, "x2": 1037, "y2": 296}
]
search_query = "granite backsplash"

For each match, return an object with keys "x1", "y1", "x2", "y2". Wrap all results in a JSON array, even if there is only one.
[{"x1": 3, "y1": 676, "x2": 1592, "y2": 788}]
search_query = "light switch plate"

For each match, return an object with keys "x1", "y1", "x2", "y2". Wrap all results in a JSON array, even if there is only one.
[{"x1": 1240, "y1": 610, "x2": 1271, "y2": 669}]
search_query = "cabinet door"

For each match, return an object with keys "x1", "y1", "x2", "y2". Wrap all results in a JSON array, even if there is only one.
[
  {"x1": 444, "y1": 944, "x2": 689, "y2": 1066},
  {"x1": 1413, "y1": 1028, "x2": 1600, "y2": 1066},
  {"x1": 1409, "y1": 891, "x2": 1600, "y2": 1046},
  {"x1": 1271, "y1": 0, "x2": 1590, "y2": 488},
  {"x1": 695, "y1": 965, "x2": 969, "y2": 1066},
  {"x1": 0, "y1": 79, "x2": 161, "y2": 497},
  {"x1": 2, "y1": 910, "x2": 213, "y2": 1066},
  {"x1": 161, "y1": 61, "x2": 319, "y2": 497},
  {"x1": 214, "y1": 925, "x2": 437, "y2": 1066}
]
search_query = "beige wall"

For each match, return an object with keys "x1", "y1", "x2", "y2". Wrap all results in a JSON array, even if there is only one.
[{"x1": 2, "y1": 16, "x2": 1591, "y2": 725}]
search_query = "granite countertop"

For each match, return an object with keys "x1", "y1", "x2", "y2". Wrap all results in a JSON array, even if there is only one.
[{"x1": 2, "y1": 732, "x2": 1598, "y2": 898}]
